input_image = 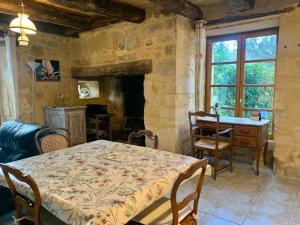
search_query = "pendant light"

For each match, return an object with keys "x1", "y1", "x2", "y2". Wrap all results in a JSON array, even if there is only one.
[
  {"x1": 18, "y1": 32, "x2": 29, "y2": 46},
  {"x1": 9, "y1": 1, "x2": 37, "y2": 46}
]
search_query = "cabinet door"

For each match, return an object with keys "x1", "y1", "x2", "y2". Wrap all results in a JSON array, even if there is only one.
[
  {"x1": 66, "y1": 110, "x2": 86, "y2": 145},
  {"x1": 45, "y1": 109, "x2": 65, "y2": 128}
]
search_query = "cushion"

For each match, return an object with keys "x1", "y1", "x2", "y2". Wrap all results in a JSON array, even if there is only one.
[
  {"x1": 194, "y1": 138, "x2": 230, "y2": 150},
  {"x1": 0, "y1": 120, "x2": 43, "y2": 160}
]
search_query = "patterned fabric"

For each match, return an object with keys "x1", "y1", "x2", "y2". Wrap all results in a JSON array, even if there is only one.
[{"x1": 0, "y1": 140, "x2": 199, "y2": 225}]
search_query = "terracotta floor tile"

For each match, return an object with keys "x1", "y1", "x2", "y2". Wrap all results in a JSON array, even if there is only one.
[
  {"x1": 198, "y1": 213, "x2": 239, "y2": 225},
  {"x1": 243, "y1": 211, "x2": 290, "y2": 225}
]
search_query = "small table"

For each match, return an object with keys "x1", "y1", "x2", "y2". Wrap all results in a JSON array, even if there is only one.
[
  {"x1": 197, "y1": 116, "x2": 269, "y2": 175},
  {"x1": 0, "y1": 140, "x2": 208, "y2": 225}
]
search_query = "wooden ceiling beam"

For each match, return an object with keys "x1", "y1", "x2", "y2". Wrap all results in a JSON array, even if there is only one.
[
  {"x1": 227, "y1": 0, "x2": 256, "y2": 12},
  {"x1": 207, "y1": 5, "x2": 296, "y2": 25},
  {"x1": 0, "y1": 0, "x2": 91, "y2": 30},
  {"x1": 147, "y1": 0, "x2": 203, "y2": 20},
  {"x1": 30, "y1": 0, "x2": 145, "y2": 23},
  {"x1": 0, "y1": 13, "x2": 79, "y2": 37}
]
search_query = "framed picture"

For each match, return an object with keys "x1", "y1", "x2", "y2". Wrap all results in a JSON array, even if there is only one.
[{"x1": 35, "y1": 59, "x2": 60, "y2": 81}]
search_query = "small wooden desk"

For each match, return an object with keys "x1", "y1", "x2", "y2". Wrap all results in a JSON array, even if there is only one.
[{"x1": 197, "y1": 116, "x2": 269, "y2": 176}]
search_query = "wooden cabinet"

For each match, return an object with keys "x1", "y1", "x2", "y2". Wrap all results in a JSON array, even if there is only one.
[{"x1": 44, "y1": 106, "x2": 87, "y2": 146}]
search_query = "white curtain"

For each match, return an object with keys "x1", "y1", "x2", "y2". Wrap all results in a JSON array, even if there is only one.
[
  {"x1": 195, "y1": 20, "x2": 207, "y2": 112},
  {"x1": 0, "y1": 34, "x2": 18, "y2": 122}
]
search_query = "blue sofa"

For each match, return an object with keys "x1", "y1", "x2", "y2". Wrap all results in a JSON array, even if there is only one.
[{"x1": 0, "y1": 120, "x2": 44, "y2": 214}]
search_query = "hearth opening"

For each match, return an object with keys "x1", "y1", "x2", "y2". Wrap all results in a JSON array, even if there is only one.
[{"x1": 118, "y1": 75, "x2": 145, "y2": 145}]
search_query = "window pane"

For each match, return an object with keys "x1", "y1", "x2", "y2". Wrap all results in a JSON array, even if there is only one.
[
  {"x1": 244, "y1": 110, "x2": 273, "y2": 132},
  {"x1": 219, "y1": 108, "x2": 235, "y2": 117},
  {"x1": 244, "y1": 87, "x2": 274, "y2": 109},
  {"x1": 212, "y1": 40, "x2": 237, "y2": 63},
  {"x1": 245, "y1": 34, "x2": 277, "y2": 61},
  {"x1": 211, "y1": 87, "x2": 236, "y2": 108},
  {"x1": 245, "y1": 62, "x2": 275, "y2": 85},
  {"x1": 211, "y1": 108, "x2": 235, "y2": 117},
  {"x1": 212, "y1": 64, "x2": 236, "y2": 85}
]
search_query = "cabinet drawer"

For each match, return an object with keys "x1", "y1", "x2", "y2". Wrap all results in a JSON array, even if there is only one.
[
  {"x1": 234, "y1": 126, "x2": 257, "y2": 137},
  {"x1": 234, "y1": 136, "x2": 257, "y2": 147}
]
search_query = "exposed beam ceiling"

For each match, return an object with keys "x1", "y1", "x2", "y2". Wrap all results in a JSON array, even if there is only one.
[
  {"x1": 0, "y1": 13, "x2": 79, "y2": 37},
  {"x1": 0, "y1": 0, "x2": 299, "y2": 37},
  {"x1": 207, "y1": 0, "x2": 300, "y2": 25},
  {"x1": 227, "y1": 0, "x2": 255, "y2": 13},
  {"x1": 0, "y1": 0, "x2": 91, "y2": 30},
  {"x1": 0, "y1": 0, "x2": 145, "y2": 37},
  {"x1": 147, "y1": 0, "x2": 203, "y2": 20},
  {"x1": 30, "y1": 0, "x2": 145, "y2": 23},
  {"x1": 208, "y1": 5, "x2": 295, "y2": 25}
]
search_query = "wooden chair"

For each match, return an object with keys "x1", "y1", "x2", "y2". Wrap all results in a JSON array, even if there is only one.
[
  {"x1": 188, "y1": 111, "x2": 233, "y2": 180},
  {"x1": 0, "y1": 163, "x2": 66, "y2": 225},
  {"x1": 129, "y1": 159, "x2": 208, "y2": 225},
  {"x1": 35, "y1": 128, "x2": 70, "y2": 154},
  {"x1": 128, "y1": 130, "x2": 158, "y2": 149}
]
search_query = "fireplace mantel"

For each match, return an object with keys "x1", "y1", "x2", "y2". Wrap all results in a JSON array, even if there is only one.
[{"x1": 72, "y1": 59, "x2": 152, "y2": 79}]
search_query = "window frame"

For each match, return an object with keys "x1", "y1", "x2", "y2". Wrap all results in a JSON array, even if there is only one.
[{"x1": 205, "y1": 28, "x2": 279, "y2": 135}]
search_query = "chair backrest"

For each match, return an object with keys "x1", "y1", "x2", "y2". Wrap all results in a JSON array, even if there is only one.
[
  {"x1": 188, "y1": 111, "x2": 220, "y2": 142},
  {"x1": 170, "y1": 159, "x2": 208, "y2": 225},
  {"x1": 0, "y1": 163, "x2": 42, "y2": 225},
  {"x1": 35, "y1": 128, "x2": 70, "y2": 154},
  {"x1": 128, "y1": 130, "x2": 158, "y2": 149}
]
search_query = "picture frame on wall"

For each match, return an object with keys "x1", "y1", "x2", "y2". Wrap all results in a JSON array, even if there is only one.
[{"x1": 35, "y1": 59, "x2": 60, "y2": 81}]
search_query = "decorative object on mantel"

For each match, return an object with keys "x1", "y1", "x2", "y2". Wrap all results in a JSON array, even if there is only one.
[
  {"x1": 35, "y1": 59, "x2": 60, "y2": 81},
  {"x1": 250, "y1": 111, "x2": 261, "y2": 121},
  {"x1": 78, "y1": 80, "x2": 100, "y2": 99},
  {"x1": 9, "y1": 0, "x2": 37, "y2": 46},
  {"x1": 55, "y1": 93, "x2": 71, "y2": 106},
  {"x1": 0, "y1": 29, "x2": 8, "y2": 38}
]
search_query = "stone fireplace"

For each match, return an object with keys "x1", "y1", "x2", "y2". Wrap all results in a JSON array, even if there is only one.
[{"x1": 70, "y1": 11, "x2": 196, "y2": 154}]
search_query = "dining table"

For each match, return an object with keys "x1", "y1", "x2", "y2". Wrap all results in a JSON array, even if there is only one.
[{"x1": 0, "y1": 140, "x2": 210, "y2": 225}]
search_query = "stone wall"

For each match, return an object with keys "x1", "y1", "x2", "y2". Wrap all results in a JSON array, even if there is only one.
[
  {"x1": 273, "y1": 8, "x2": 300, "y2": 178},
  {"x1": 15, "y1": 32, "x2": 78, "y2": 124},
  {"x1": 175, "y1": 16, "x2": 195, "y2": 154},
  {"x1": 70, "y1": 10, "x2": 180, "y2": 152},
  {"x1": 12, "y1": 10, "x2": 195, "y2": 154}
]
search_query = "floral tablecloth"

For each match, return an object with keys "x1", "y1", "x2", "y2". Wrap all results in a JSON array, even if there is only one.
[{"x1": 0, "y1": 140, "x2": 203, "y2": 225}]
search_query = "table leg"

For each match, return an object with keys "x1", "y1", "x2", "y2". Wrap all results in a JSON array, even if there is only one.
[
  {"x1": 263, "y1": 142, "x2": 268, "y2": 166},
  {"x1": 96, "y1": 119, "x2": 100, "y2": 140},
  {"x1": 108, "y1": 117, "x2": 112, "y2": 141},
  {"x1": 256, "y1": 146, "x2": 261, "y2": 176}
]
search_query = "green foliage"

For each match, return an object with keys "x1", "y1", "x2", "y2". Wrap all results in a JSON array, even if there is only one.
[{"x1": 210, "y1": 35, "x2": 277, "y2": 121}]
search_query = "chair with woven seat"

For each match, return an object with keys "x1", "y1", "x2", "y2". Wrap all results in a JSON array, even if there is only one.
[
  {"x1": 128, "y1": 130, "x2": 158, "y2": 149},
  {"x1": 0, "y1": 163, "x2": 66, "y2": 225},
  {"x1": 35, "y1": 128, "x2": 70, "y2": 154},
  {"x1": 188, "y1": 111, "x2": 233, "y2": 180},
  {"x1": 128, "y1": 159, "x2": 208, "y2": 225}
]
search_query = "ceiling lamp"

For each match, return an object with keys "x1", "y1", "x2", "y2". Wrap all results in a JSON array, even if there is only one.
[
  {"x1": 9, "y1": 1, "x2": 37, "y2": 46},
  {"x1": 18, "y1": 32, "x2": 29, "y2": 46}
]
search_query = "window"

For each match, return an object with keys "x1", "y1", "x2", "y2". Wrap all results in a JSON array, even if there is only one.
[{"x1": 206, "y1": 29, "x2": 278, "y2": 132}]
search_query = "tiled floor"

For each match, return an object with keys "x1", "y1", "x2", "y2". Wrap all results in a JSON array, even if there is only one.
[
  {"x1": 1, "y1": 162, "x2": 300, "y2": 225},
  {"x1": 197, "y1": 163, "x2": 300, "y2": 225}
]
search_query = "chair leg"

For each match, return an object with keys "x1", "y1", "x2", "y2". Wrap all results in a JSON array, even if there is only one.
[
  {"x1": 200, "y1": 150, "x2": 204, "y2": 159},
  {"x1": 230, "y1": 148, "x2": 234, "y2": 172},
  {"x1": 214, "y1": 151, "x2": 219, "y2": 180}
]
